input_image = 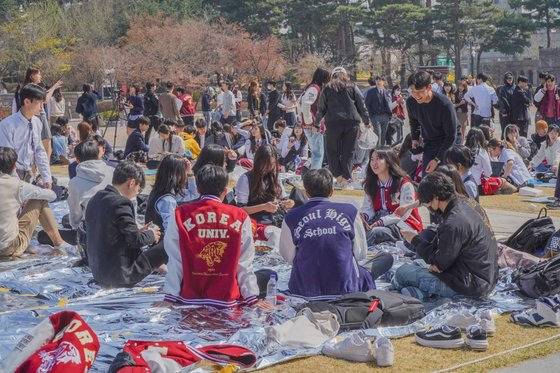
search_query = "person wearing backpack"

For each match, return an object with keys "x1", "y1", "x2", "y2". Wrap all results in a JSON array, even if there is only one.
[
  {"x1": 393, "y1": 172, "x2": 498, "y2": 301},
  {"x1": 279, "y1": 169, "x2": 393, "y2": 299}
]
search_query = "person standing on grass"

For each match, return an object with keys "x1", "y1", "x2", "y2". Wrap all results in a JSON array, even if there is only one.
[
  {"x1": 177, "y1": 86, "x2": 196, "y2": 126},
  {"x1": 143, "y1": 82, "x2": 160, "y2": 144},
  {"x1": 510, "y1": 76, "x2": 532, "y2": 138},
  {"x1": 462, "y1": 72, "x2": 498, "y2": 128},
  {"x1": 365, "y1": 75, "x2": 392, "y2": 147},
  {"x1": 300, "y1": 68, "x2": 330, "y2": 170},
  {"x1": 407, "y1": 71, "x2": 457, "y2": 176},
  {"x1": 159, "y1": 81, "x2": 182, "y2": 123},
  {"x1": 221, "y1": 82, "x2": 237, "y2": 125},
  {"x1": 75, "y1": 83, "x2": 100, "y2": 132},
  {"x1": 0, "y1": 84, "x2": 52, "y2": 186},
  {"x1": 534, "y1": 74, "x2": 560, "y2": 126},
  {"x1": 314, "y1": 66, "x2": 370, "y2": 190},
  {"x1": 266, "y1": 81, "x2": 281, "y2": 132},
  {"x1": 0, "y1": 147, "x2": 73, "y2": 258}
]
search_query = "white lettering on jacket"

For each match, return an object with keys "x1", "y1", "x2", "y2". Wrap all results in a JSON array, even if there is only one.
[{"x1": 183, "y1": 212, "x2": 242, "y2": 233}]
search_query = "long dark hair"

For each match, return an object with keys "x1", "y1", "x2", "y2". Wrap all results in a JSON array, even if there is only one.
[
  {"x1": 546, "y1": 124, "x2": 560, "y2": 148},
  {"x1": 157, "y1": 124, "x2": 175, "y2": 152},
  {"x1": 250, "y1": 144, "x2": 282, "y2": 202},
  {"x1": 250, "y1": 125, "x2": 267, "y2": 153},
  {"x1": 248, "y1": 80, "x2": 259, "y2": 98},
  {"x1": 465, "y1": 127, "x2": 487, "y2": 153},
  {"x1": 292, "y1": 123, "x2": 308, "y2": 148},
  {"x1": 150, "y1": 154, "x2": 187, "y2": 198},
  {"x1": 15, "y1": 67, "x2": 41, "y2": 110},
  {"x1": 283, "y1": 81, "x2": 295, "y2": 101},
  {"x1": 398, "y1": 134, "x2": 413, "y2": 160},
  {"x1": 192, "y1": 144, "x2": 226, "y2": 175},
  {"x1": 363, "y1": 147, "x2": 409, "y2": 198},
  {"x1": 305, "y1": 68, "x2": 330, "y2": 91}
]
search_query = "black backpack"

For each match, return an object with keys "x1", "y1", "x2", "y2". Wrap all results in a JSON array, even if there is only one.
[
  {"x1": 505, "y1": 208, "x2": 555, "y2": 253},
  {"x1": 513, "y1": 255, "x2": 560, "y2": 298},
  {"x1": 302, "y1": 290, "x2": 425, "y2": 331}
]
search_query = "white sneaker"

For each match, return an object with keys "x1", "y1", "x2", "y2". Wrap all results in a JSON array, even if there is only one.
[
  {"x1": 373, "y1": 336, "x2": 394, "y2": 367},
  {"x1": 446, "y1": 310, "x2": 478, "y2": 330},
  {"x1": 479, "y1": 310, "x2": 496, "y2": 336},
  {"x1": 322, "y1": 331, "x2": 374, "y2": 362}
]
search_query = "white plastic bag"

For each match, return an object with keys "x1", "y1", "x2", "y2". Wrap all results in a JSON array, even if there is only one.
[{"x1": 357, "y1": 126, "x2": 377, "y2": 150}]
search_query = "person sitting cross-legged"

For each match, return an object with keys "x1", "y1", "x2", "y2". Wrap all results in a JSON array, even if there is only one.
[
  {"x1": 163, "y1": 164, "x2": 273, "y2": 309},
  {"x1": 85, "y1": 161, "x2": 166, "y2": 287},
  {"x1": 0, "y1": 147, "x2": 73, "y2": 258},
  {"x1": 392, "y1": 172, "x2": 498, "y2": 301},
  {"x1": 279, "y1": 168, "x2": 394, "y2": 299}
]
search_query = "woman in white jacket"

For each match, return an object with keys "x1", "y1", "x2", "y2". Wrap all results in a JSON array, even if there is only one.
[
  {"x1": 148, "y1": 124, "x2": 185, "y2": 161},
  {"x1": 529, "y1": 124, "x2": 560, "y2": 173}
]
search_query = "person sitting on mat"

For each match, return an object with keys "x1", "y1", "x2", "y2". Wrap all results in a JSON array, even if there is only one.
[
  {"x1": 163, "y1": 164, "x2": 273, "y2": 309},
  {"x1": 280, "y1": 168, "x2": 393, "y2": 299},
  {"x1": 392, "y1": 172, "x2": 498, "y2": 301}
]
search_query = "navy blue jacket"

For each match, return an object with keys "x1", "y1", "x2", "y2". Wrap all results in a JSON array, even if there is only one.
[
  {"x1": 124, "y1": 129, "x2": 149, "y2": 156},
  {"x1": 76, "y1": 91, "x2": 100, "y2": 120},
  {"x1": 365, "y1": 87, "x2": 392, "y2": 116}
]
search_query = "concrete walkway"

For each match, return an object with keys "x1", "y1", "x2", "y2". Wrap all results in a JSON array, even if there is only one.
[{"x1": 491, "y1": 352, "x2": 560, "y2": 372}]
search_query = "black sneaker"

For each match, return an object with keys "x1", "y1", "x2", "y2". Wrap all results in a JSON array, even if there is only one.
[
  {"x1": 465, "y1": 325, "x2": 488, "y2": 351},
  {"x1": 415, "y1": 325, "x2": 464, "y2": 349}
]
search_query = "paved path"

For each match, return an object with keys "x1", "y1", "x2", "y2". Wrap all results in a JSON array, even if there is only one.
[{"x1": 491, "y1": 352, "x2": 560, "y2": 372}]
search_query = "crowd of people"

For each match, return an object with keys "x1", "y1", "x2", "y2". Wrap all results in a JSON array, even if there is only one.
[{"x1": 1, "y1": 64, "x2": 560, "y2": 312}]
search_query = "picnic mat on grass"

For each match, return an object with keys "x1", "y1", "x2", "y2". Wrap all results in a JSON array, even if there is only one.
[{"x1": 0, "y1": 201, "x2": 536, "y2": 371}]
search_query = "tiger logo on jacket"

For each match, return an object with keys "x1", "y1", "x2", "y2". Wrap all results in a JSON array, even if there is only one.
[{"x1": 197, "y1": 241, "x2": 227, "y2": 268}]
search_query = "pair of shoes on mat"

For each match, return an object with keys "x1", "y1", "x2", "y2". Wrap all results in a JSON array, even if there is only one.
[
  {"x1": 446, "y1": 309, "x2": 496, "y2": 336},
  {"x1": 415, "y1": 325, "x2": 488, "y2": 351},
  {"x1": 322, "y1": 331, "x2": 393, "y2": 366},
  {"x1": 510, "y1": 295, "x2": 560, "y2": 327}
]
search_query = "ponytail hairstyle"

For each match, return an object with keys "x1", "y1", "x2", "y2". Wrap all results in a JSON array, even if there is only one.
[{"x1": 14, "y1": 67, "x2": 41, "y2": 111}]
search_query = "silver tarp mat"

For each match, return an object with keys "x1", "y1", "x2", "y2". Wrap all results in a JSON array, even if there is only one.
[{"x1": 0, "y1": 202, "x2": 533, "y2": 371}]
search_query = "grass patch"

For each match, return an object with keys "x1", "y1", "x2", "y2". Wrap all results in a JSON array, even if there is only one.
[{"x1": 262, "y1": 316, "x2": 560, "y2": 372}]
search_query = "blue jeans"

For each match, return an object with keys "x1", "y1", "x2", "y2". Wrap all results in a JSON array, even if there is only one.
[
  {"x1": 392, "y1": 260, "x2": 457, "y2": 301},
  {"x1": 536, "y1": 163, "x2": 552, "y2": 173},
  {"x1": 203, "y1": 111, "x2": 211, "y2": 126},
  {"x1": 304, "y1": 129, "x2": 324, "y2": 170}
]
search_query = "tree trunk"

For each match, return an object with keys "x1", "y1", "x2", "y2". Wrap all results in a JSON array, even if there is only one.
[
  {"x1": 418, "y1": 36, "x2": 425, "y2": 66},
  {"x1": 476, "y1": 49, "x2": 483, "y2": 77},
  {"x1": 400, "y1": 51, "x2": 406, "y2": 88},
  {"x1": 454, "y1": 45, "x2": 462, "y2": 85},
  {"x1": 546, "y1": 11, "x2": 551, "y2": 48}
]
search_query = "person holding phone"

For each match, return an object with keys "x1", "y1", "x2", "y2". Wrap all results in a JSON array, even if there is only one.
[
  {"x1": 280, "y1": 123, "x2": 308, "y2": 172},
  {"x1": 360, "y1": 148, "x2": 422, "y2": 246}
]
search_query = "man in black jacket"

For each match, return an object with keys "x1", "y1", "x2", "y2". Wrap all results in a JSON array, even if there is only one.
[
  {"x1": 266, "y1": 81, "x2": 281, "y2": 132},
  {"x1": 75, "y1": 84, "x2": 100, "y2": 131},
  {"x1": 124, "y1": 116, "x2": 150, "y2": 158},
  {"x1": 511, "y1": 75, "x2": 532, "y2": 137},
  {"x1": 143, "y1": 82, "x2": 160, "y2": 145},
  {"x1": 393, "y1": 172, "x2": 498, "y2": 301},
  {"x1": 497, "y1": 72, "x2": 515, "y2": 133},
  {"x1": 407, "y1": 71, "x2": 457, "y2": 176},
  {"x1": 85, "y1": 161, "x2": 165, "y2": 287},
  {"x1": 365, "y1": 75, "x2": 393, "y2": 147}
]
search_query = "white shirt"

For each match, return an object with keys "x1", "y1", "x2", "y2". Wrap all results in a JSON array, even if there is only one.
[
  {"x1": 494, "y1": 148, "x2": 531, "y2": 186},
  {"x1": 463, "y1": 83, "x2": 498, "y2": 118},
  {"x1": 0, "y1": 111, "x2": 52, "y2": 182},
  {"x1": 471, "y1": 148, "x2": 492, "y2": 185},
  {"x1": 235, "y1": 173, "x2": 287, "y2": 205}
]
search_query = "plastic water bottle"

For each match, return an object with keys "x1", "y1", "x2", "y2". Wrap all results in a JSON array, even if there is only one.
[
  {"x1": 265, "y1": 274, "x2": 278, "y2": 306},
  {"x1": 295, "y1": 155, "x2": 302, "y2": 169}
]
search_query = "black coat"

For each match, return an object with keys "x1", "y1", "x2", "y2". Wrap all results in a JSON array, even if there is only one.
[
  {"x1": 511, "y1": 86, "x2": 531, "y2": 122},
  {"x1": 412, "y1": 197, "x2": 498, "y2": 297},
  {"x1": 497, "y1": 83, "x2": 514, "y2": 116},
  {"x1": 315, "y1": 84, "x2": 370, "y2": 127},
  {"x1": 364, "y1": 87, "x2": 392, "y2": 116},
  {"x1": 85, "y1": 185, "x2": 156, "y2": 287},
  {"x1": 267, "y1": 90, "x2": 282, "y2": 126}
]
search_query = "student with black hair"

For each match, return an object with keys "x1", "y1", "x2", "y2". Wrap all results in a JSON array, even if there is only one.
[
  {"x1": 125, "y1": 83, "x2": 145, "y2": 135},
  {"x1": 67, "y1": 140, "x2": 114, "y2": 230},
  {"x1": 177, "y1": 124, "x2": 201, "y2": 159},
  {"x1": 392, "y1": 171, "x2": 498, "y2": 301},
  {"x1": 192, "y1": 144, "x2": 238, "y2": 175},
  {"x1": 280, "y1": 81, "x2": 297, "y2": 126},
  {"x1": 56, "y1": 116, "x2": 78, "y2": 149},
  {"x1": 503, "y1": 124, "x2": 531, "y2": 163},
  {"x1": 220, "y1": 82, "x2": 237, "y2": 125},
  {"x1": 266, "y1": 80, "x2": 281, "y2": 131},
  {"x1": 159, "y1": 82, "x2": 182, "y2": 123},
  {"x1": 194, "y1": 119, "x2": 209, "y2": 149},
  {"x1": 148, "y1": 124, "x2": 185, "y2": 162},
  {"x1": 365, "y1": 75, "x2": 392, "y2": 147},
  {"x1": 300, "y1": 67, "x2": 330, "y2": 170},
  {"x1": 50, "y1": 123, "x2": 69, "y2": 165},
  {"x1": 244, "y1": 124, "x2": 268, "y2": 161},
  {"x1": 0, "y1": 147, "x2": 73, "y2": 257},
  {"x1": 0, "y1": 84, "x2": 52, "y2": 186},
  {"x1": 444, "y1": 145, "x2": 479, "y2": 201},
  {"x1": 511, "y1": 75, "x2": 532, "y2": 137},
  {"x1": 124, "y1": 116, "x2": 150, "y2": 158},
  {"x1": 48, "y1": 87, "x2": 66, "y2": 125},
  {"x1": 248, "y1": 81, "x2": 268, "y2": 124},
  {"x1": 407, "y1": 71, "x2": 457, "y2": 176},
  {"x1": 75, "y1": 83, "x2": 100, "y2": 131},
  {"x1": 462, "y1": 72, "x2": 498, "y2": 127},
  {"x1": 143, "y1": 81, "x2": 160, "y2": 144},
  {"x1": 163, "y1": 164, "x2": 274, "y2": 309},
  {"x1": 280, "y1": 123, "x2": 308, "y2": 171},
  {"x1": 236, "y1": 144, "x2": 294, "y2": 226},
  {"x1": 488, "y1": 138, "x2": 531, "y2": 189},
  {"x1": 146, "y1": 155, "x2": 198, "y2": 233},
  {"x1": 280, "y1": 168, "x2": 393, "y2": 299},
  {"x1": 85, "y1": 161, "x2": 165, "y2": 288},
  {"x1": 176, "y1": 86, "x2": 196, "y2": 126}
]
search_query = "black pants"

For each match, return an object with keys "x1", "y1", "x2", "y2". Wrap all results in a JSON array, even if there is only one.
[
  {"x1": 325, "y1": 122, "x2": 359, "y2": 180},
  {"x1": 422, "y1": 142, "x2": 440, "y2": 177},
  {"x1": 38, "y1": 229, "x2": 78, "y2": 246},
  {"x1": 143, "y1": 241, "x2": 168, "y2": 269},
  {"x1": 499, "y1": 114, "x2": 511, "y2": 134},
  {"x1": 145, "y1": 115, "x2": 161, "y2": 145},
  {"x1": 369, "y1": 252, "x2": 394, "y2": 280},
  {"x1": 516, "y1": 120, "x2": 529, "y2": 138}
]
